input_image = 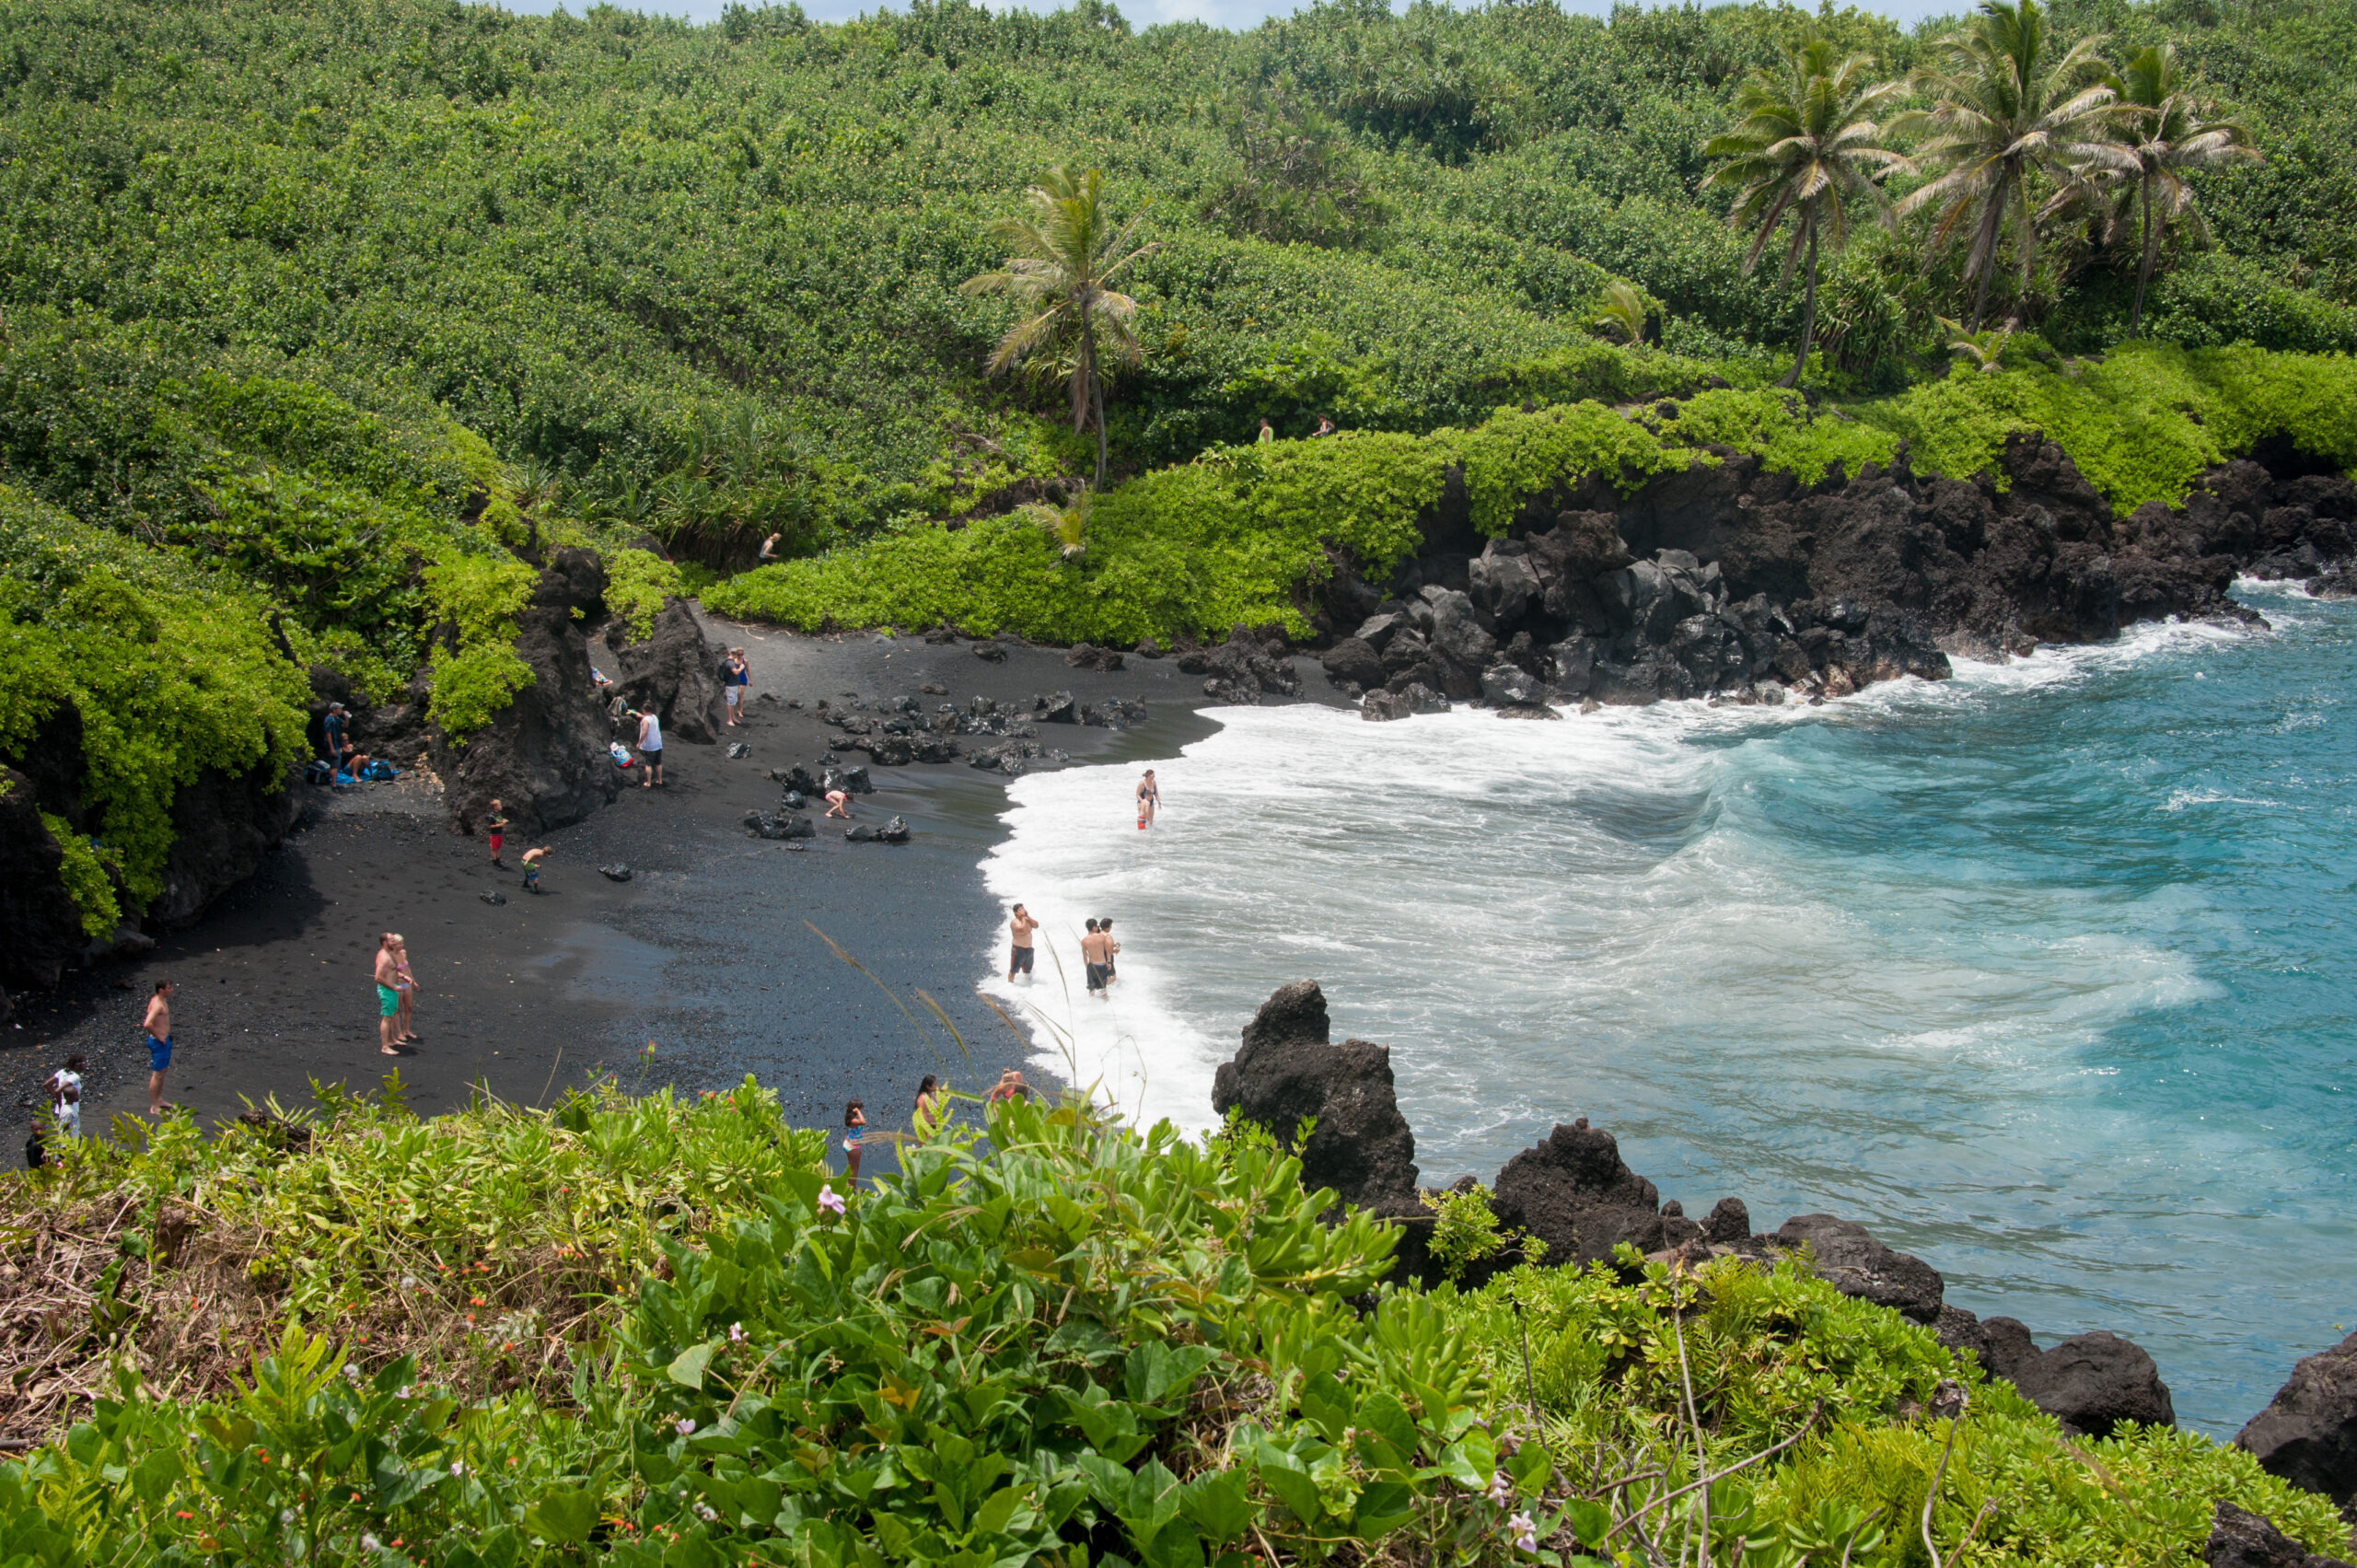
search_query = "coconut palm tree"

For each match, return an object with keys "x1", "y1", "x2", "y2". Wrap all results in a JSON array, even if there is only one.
[
  {"x1": 1897, "y1": 0, "x2": 2129, "y2": 330},
  {"x1": 2107, "y1": 44, "x2": 2260, "y2": 335},
  {"x1": 1703, "y1": 30, "x2": 1912, "y2": 388},
  {"x1": 961, "y1": 167, "x2": 1160, "y2": 491}
]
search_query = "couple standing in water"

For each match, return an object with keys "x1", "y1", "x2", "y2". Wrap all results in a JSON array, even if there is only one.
[{"x1": 1004, "y1": 905, "x2": 1121, "y2": 998}]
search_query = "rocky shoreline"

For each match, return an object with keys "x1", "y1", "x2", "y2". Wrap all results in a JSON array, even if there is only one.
[
  {"x1": 1301, "y1": 435, "x2": 2357, "y2": 722},
  {"x1": 1213, "y1": 978, "x2": 2357, "y2": 1530}
]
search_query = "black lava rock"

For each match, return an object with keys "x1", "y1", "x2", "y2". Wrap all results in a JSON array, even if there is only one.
[
  {"x1": 2008, "y1": 1330, "x2": 2177, "y2": 1437},
  {"x1": 1771, "y1": 1214, "x2": 1945, "y2": 1324},
  {"x1": 2204, "y1": 1501, "x2": 2353, "y2": 1568},
  {"x1": 2239, "y1": 1330, "x2": 2357, "y2": 1506},
  {"x1": 597, "y1": 863, "x2": 635, "y2": 880},
  {"x1": 1492, "y1": 1120, "x2": 1665, "y2": 1268},
  {"x1": 1211, "y1": 981, "x2": 1422, "y2": 1218}
]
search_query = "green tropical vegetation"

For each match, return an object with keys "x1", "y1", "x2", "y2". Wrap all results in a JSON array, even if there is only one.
[{"x1": 6, "y1": 1082, "x2": 2351, "y2": 1566}]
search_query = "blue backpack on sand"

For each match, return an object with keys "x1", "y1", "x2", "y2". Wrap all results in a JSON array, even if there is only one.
[{"x1": 360, "y1": 760, "x2": 399, "y2": 782}]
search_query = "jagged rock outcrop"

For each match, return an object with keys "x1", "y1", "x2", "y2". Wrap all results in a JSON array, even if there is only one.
[
  {"x1": 1327, "y1": 437, "x2": 2354, "y2": 714},
  {"x1": 1772, "y1": 1214, "x2": 1946, "y2": 1324},
  {"x1": 0, "y1": 761, "x2": 85, "y2": 990},
  {"x1": 2205, "y1": 1501, "x2": 2353, "y2": 1568},
  {"x1": 2239, "y1": 1330, "x2": 2357, "y2": 1509},
  {"x1": 2007, "y1": 1330, "x2": 2177, "y2": 1437},
  {"x1": 1492, "y1": 1120, "x2": 1665, "y2": 1268},
  {"x1": 606, "y1": 597, "x2": 726, "y2": 747},
  {"x1": 1211, "y1": 981, "x2": 1421, "y2": 1217},
  {"x1": 436, "y1": 548, "x2": 622, "y2": 838},
  {"x1": 1178, "y1": 628, "x2": 1301, "y2": 705},
  {"x1": 151, "y1": 760, "x2": 303, "y2": 929}
]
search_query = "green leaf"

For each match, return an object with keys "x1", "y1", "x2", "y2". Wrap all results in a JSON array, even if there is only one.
[
  {"x1": 1177, "y1": 1471, "x2": 1250, "y2": 1547},
  {"x1": 1562, "y1": 1499, "x2": 1610, "y2": 1549},
  {"x1": 668, "y1": 1342, "x2": 716, "y2": 1390},
  {"x1": 524, "y1": 1486, "x2": 603, "y2": 1545}
]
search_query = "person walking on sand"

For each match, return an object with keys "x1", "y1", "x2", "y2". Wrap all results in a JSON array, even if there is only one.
[
  {"x1": 634, "y1": 708, "x2": 665, "y2": 788},
  {"x1": 521, "y1": 844, "x2": 551, "y2": 893},
  {"x1": 724, "y1": 648, "x2": 750, "y2": 726},
  {"x1": 44, "y1": 1053, "x2": 86, "y2": 1142},
  {"x1": 841, "y1": 1099, "x2": 866, "y2": 1182},
  {"x1": 391, "y1": 935, "x2": 420, "y2": 1047},
  {"x1": 485, "y1": 799, "x2": 509, "y2": 868},
  {"x1": 1083, "y1": 919, "x2": 1110, "y2": 1001},
  {"x1": 142, "y1": 980, "x2": 175, "y2": 1115},
  {"x1": 373, "y1": 935, "x2": 404, "y2": 1056},
  {"x1": 913, "y1": 1074, "x2": 943, "y2": 1137},
  {"x1": 1136, "y1": 770, "x2": 1160, "y2": 830},
  {"x1": 1007, "y1": 903, "x2": 1039, "y2": 981}
]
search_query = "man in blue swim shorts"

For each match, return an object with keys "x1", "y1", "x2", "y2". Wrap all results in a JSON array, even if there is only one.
[{"x1": 142, "y1": 979, "x2": 176, "y2": 1116}]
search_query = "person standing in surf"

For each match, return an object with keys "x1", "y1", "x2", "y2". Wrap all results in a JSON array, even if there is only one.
[
  {"x1": 1007, "y1": 903, "x2": 1039, "y2": 981},
  {"x1": 1098, "y1": 917, "x2": 1120, "y2": 987},
  {"x1": 1136, "y1": 770, "x2": 1160, "y2": 830},
  {"x1": 1083, "y1": 919, "x2": 1110, "y2": 1000}
]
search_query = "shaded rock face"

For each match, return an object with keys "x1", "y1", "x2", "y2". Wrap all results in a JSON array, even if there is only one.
[
  {"x1": 436, "y1": 548, "x2": 622, "y2": 838},
  {"x1": 2007, "y1": 1330, "x2": 2177, "y2": 1438},
  {"x1": 2205, "y1": 1501, "x2": 2353, "y2": 1568},
  {"x1": 1492, "y1": 1121, "x2": 1664, "y2": 1268},
  {"x1": 2239, "y1": 1330, "x2": 2357, "y2": 1508},
  {"x1": 1178, "y1": 628, "x2": 1302, "y2": 704},
  {"x1": 0, "y1": 761, "x2": 85, "y2": 990},
  {"x1": 3, "y1": 691, "x2": 304, "y2": 988},
  {"x1": 1210, "y1": 981, "x2": 1421, "y2": 1218},
  {"x1": 1325, "y1": 438, "x2": 2352, "y2": 711},
  {"x1": 1772, "y1": 1214, "x2": 1946, "y2": 1325},
  {"x1": 607, "y1": 596, "x2": 726, "y2": 747}
]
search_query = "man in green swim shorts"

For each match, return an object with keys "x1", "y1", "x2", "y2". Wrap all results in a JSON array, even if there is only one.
[{"x1": 374, "y1": 932, "x2": 405, "y2": 1056}]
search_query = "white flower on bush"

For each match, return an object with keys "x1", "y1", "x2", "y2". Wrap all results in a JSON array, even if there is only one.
[
  {"x1": 361, "y1": 1534, "x2": 382, "y2": 1552},
  {"x1": 727, "y1": 1322, "x2": 748, "y2": 1343},
  {"x1": 817, "y1": 1186, "x2": 846, "y2": 1215},
  {"x1": 1507, "y1": 1513, "x2": 1538, "y2": 1553},
  {"x1": 675, "y1": 1417, "x2": 697, "y2": 1436},
  {"x1": 1486, "y1": 1469, "x2": 1513, "y2": 1506},
  {"x1": 450, "y1": 1460, "x2": 466, "y2": 1477},
  {"x1": 697, "y1": 1504, "x2": 720, "y2": 1522}
]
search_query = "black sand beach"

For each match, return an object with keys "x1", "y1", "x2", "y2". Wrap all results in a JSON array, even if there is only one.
[{"x1": 3, "y1": 619, "x2": 1342, "y2": 1161}]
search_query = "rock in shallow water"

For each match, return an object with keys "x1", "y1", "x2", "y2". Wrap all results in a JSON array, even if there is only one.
[
  {"x1": 2007, "y1": 1330, "x2": 2177, "y2": 1437},
  {"x1": 1211, "y1": 981, "x2": 1422, "y2": 1218}
]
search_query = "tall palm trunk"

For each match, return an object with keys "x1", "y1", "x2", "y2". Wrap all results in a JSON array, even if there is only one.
[
  {"x1": 1079, "y1": 297, "x2": 1107, "y2": 491},
  {"x1": 1783, "y1": 215, "x2": 1819, "y2": 389},
  {"x1": 1968, "y1": 186, "x2": 2009, "y2": 329},
  {"x1": 2131, "y1": 176, "x2": 2158, "y2": 335}
]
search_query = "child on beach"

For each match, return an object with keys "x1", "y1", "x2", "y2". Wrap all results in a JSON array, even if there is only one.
[
  {"x1": 824, "y1": 789, "x2": 853, "y2": 819},
  {"x1": 842, "y1": 1099, "x2": 866, "y2": 1181},
  {"x1": 521, "y1": 845, "x2": 551, "y2": 893},
  {"x1": 912, "y1": 1074, "x2": 942, "y2": 1138},
  {"x1": 485, "y1": 799, "x2": 508, "y2": 867},
  {"x1": 44, "y1": 1054, "x2": 85, "y2": 1142}
]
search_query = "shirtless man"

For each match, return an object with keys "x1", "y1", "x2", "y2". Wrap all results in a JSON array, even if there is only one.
[
  {"x1": 1082, "y1": 919, "x2": 1110, "y2": 1001},
  {"x1": 1136, "y1": 770, "x2": 1160, "y2": 830},
  {"x1": 142, "y1": 980, "x2": 175, "y2": 1115},
  {"x1": 1007, "y1": 903, "x2": 1039, "y2": 982},
  {"x1": 373, "y1": 934, "x2": 404, "y2": 1056}
]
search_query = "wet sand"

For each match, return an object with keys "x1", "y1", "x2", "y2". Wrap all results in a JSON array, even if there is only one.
[{"x1": 5, "y1": 620, "x2": 1343, "y2": 1164}]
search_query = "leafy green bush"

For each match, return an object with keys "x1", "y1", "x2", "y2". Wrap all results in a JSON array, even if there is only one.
[
  {"x1": 0, "y1": 485, "x2": 308, "y2": 914},
  {"x1": 602, "y1": 550, "x2": 685, "y2": 640},
  {"x1": 39, "y1": 809, "x2": 120, "y2": 940}
]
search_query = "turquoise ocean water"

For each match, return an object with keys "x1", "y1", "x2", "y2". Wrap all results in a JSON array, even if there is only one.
[{"x1": 981, "y1": 584, "x2": 2355, "y2": 1434}]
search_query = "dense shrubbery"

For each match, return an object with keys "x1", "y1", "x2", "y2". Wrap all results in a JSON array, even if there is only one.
[
  {"x1": 0, "y1": 486, "x2": 309, "y2": 933},
  {"x1": 4, "y1": 1086, "x2": 2347, "y2": 1567},
  {"x1": 707, "y1": 343, "x2": 2357, "y2": 643}
]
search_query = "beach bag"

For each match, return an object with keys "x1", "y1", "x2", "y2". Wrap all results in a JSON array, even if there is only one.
[
  {"x1": 610, "y1": 742, "x2": 634, "y2": 768},
  {"x1": 304, "y1": 760, "x2": 334, "y2": 785},
  {"x1": 360, "y1": 760, "x2": 399, "y2": 782}
]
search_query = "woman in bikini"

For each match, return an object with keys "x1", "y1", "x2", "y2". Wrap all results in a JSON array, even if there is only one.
[
  {"x1": 1136, "y1": 769, "x2": 1160, "y2": 830},
  {"x1": 842, "y1": 1099, "x2": 867, "y2": 1182},
  {"x1": 392, "y1": 935, "x2": 421, "y2": 1047}
]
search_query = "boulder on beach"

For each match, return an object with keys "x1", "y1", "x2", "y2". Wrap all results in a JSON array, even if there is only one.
[
  {"x1": 2004, "y1": 1330, "x2": 2176, "y2": 1437},
  {"x1": 726, "y1": 741, "x2": 750, "y2": 759},
  {"x1": 1065, "y1": 644, "x2": 1125, "y2": 672},
  {"x1": 879, "y1": 815, "x2": 911, "y2": 843},
  {"x1": 608, "y1": 594, "x2": 726, "y2": 746},
  {"x1": 1480, "y1": 662, "x2": 1544, "y2": 708},
  {"x1": 1771, "y1": 1214, "x2": 1945, "y2": 1324},
  {"x1": 1211, "y1": 981, "x2": 1422, "y2": 1218},
  {"x1": 435, "y1": 548, "x2": 622, "y2": 839},
  {"x1": 1492, "y1": 1120, "x2": 1665, "y2": 1268},
  {"x1": 597, "y1": 863, "x2": 636, "y2": 880},
  {"x1": 2238, "y1": 1329, "x2": 2357, "y2": 1507},
  {"x1": 1321, "y1": 637, "x2": 1386, "y2": 691},
  {"x1": 2204, "y1": 1501, "x2": 2354, "y2": 1568},
  {"x1": 1361, "y1": 683, "x2": 1446, "y2": 722},
  {"x1": 1034, "y1": 691, "x2": 1078, "y2": 724}
]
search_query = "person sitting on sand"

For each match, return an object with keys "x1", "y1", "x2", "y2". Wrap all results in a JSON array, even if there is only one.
[
  {"x1": 842, "y1": 1099, "x2": 866, "y2": 1182},
  {"x1": 824, "y1": 788, "x2": 853, "y2": 819},
  {"x1": 635, "y1": 708, "x2": 665, "y2": 789},
  {"x1": 521, "y1": 845, "x2": 551, "y2": 894},
  {"x1": 373, "y1": 935, "x2": 404, "y2": 1056}
]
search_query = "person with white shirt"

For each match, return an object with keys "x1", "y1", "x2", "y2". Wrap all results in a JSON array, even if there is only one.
[
  {"x1": 44, "y1": 1054, "x2": 86, "y2": 1142},
  {"x1": 635, "y1": 708, "x2": 665, "y2": 788}
]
